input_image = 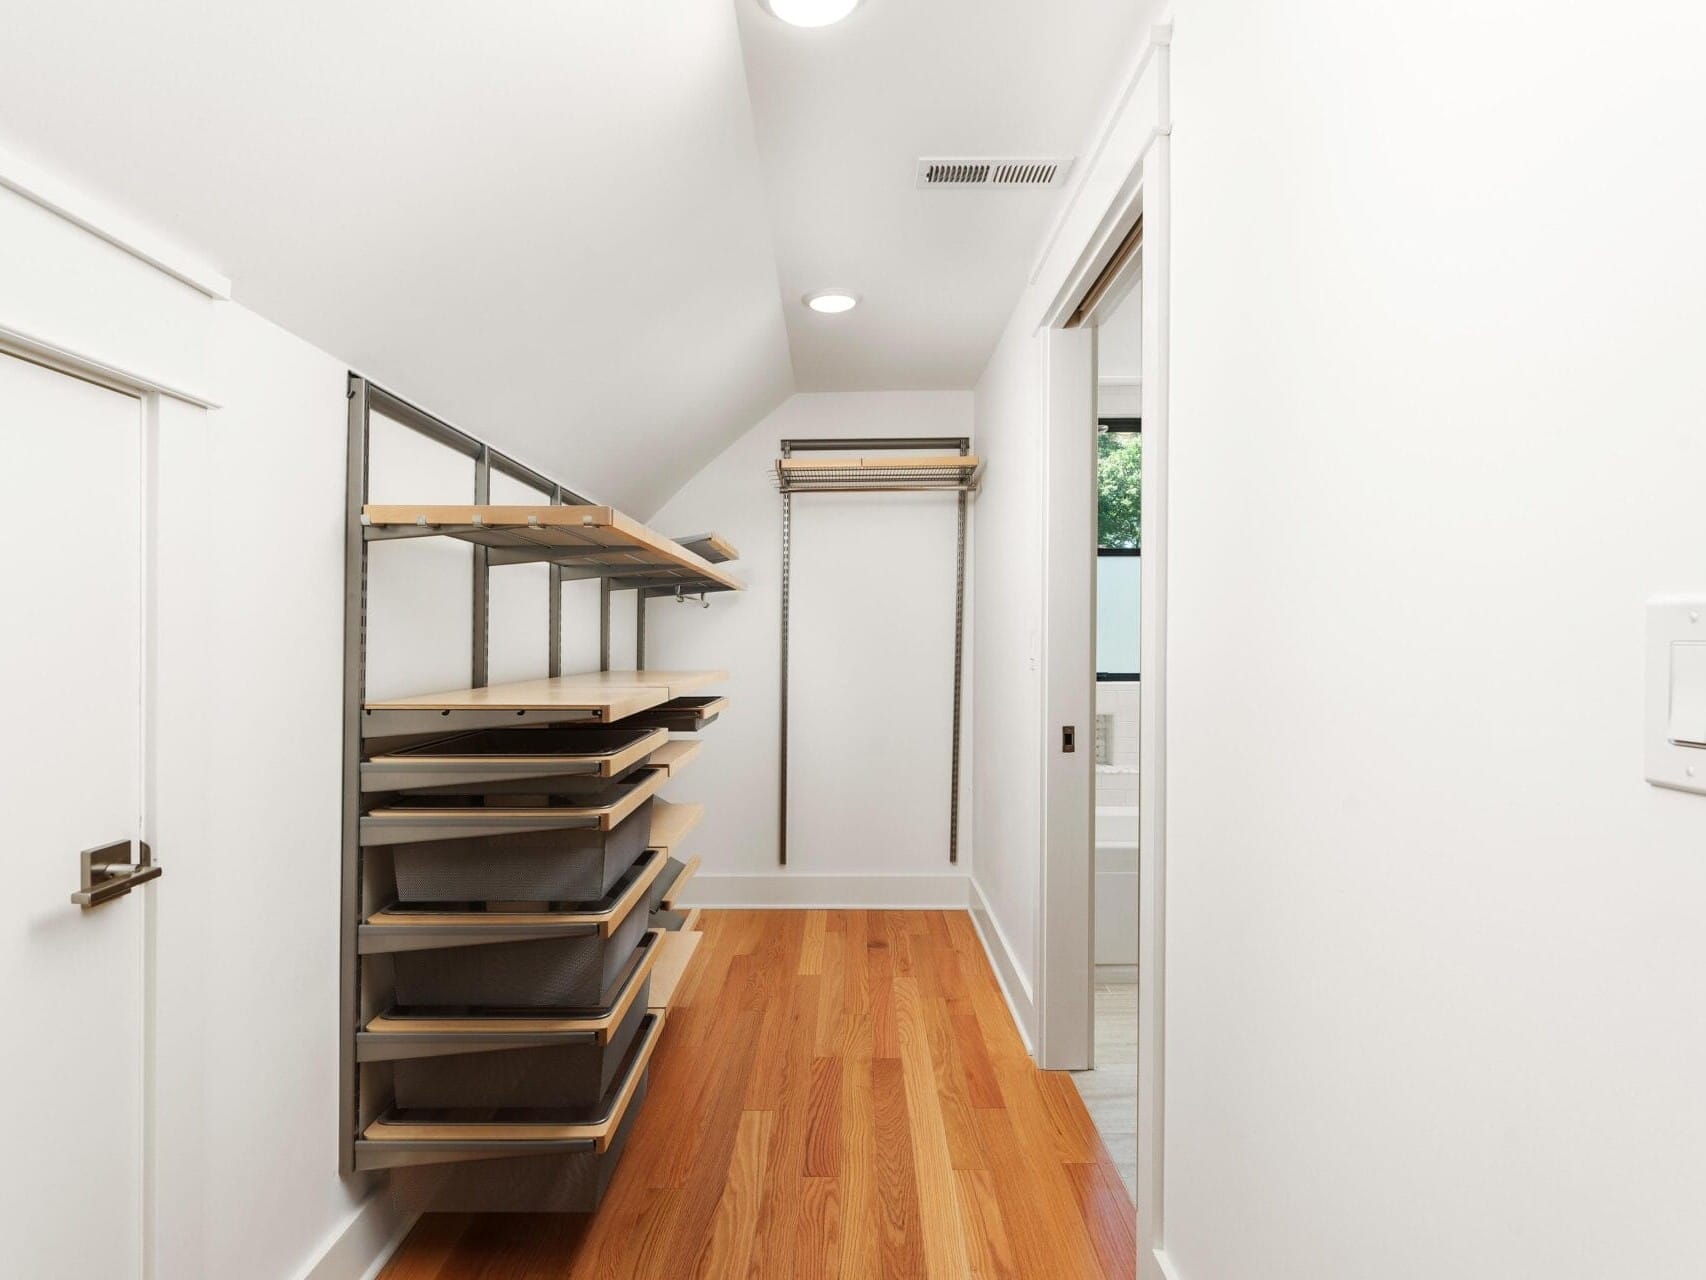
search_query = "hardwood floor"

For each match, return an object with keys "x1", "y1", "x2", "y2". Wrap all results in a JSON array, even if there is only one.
[{"x1": 379, "y1": 909, "x2": 1136, "y2": 1279}]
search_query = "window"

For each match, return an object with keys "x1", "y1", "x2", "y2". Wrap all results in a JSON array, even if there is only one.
[{"x1": 1097, "y1": 418, "x2": 1140, "y2": 680}]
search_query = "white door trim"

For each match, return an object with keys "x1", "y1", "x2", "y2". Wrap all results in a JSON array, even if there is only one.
[
  {"x1": 1032, "y1": 21, "x2": 1171, "y2": 1279},
  {"x1": 0, "y1": 319, "x2": 219, "y2": 408}
]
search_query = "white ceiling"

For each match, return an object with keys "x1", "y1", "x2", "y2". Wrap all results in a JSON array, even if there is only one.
[
  {"x1": 735, "y1": 0, "x2": 1157, "y2": 390},
  {"x1": 0, "y1": 0, "x2": 1152, "y2": 512}
]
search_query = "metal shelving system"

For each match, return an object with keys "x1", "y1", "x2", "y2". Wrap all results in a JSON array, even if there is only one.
[
  {"x1": 342, "y1": 375, "x2": 734, "y2": 1189},
  {"x1": 772, "y1": 439, "x2": 983, "y2": 866}
]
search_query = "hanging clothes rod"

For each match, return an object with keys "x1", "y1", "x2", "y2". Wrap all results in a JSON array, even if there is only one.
[{"x1": 774, "y1": 436, "x2": 977, "y2": 867}]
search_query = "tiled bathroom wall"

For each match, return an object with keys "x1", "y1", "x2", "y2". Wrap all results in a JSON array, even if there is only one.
[{"x1": 1095, "y1": 681, "x2": 1140, "y2": 809}]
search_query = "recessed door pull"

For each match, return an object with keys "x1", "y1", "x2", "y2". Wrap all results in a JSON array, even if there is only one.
[{"x1": 71, "y1": 839, "x2": 162, "y2": 908}]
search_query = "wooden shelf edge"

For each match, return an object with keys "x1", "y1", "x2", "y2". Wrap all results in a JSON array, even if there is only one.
[
  {"x1": 647, "y1": 801, "x2": 704, "y2": 856},
  {"x1": 659, "y1": 855, "x2": 700, "y2": 911},
  {"x1": 361, "y1": 1010, "x2": 664, "y2": 1153},
  {"x1": 648, "y1": 928, "x2": 703, "y2": 1013}
]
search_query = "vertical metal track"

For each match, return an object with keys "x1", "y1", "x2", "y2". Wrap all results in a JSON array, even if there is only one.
[
  {"x1": 950, "y1": 455, "x2": 968, "y2": 864},
  {"x1": 471, "y1": 447, "x2": 490, "y2": 688},
  {"x1": 778, "y1": 444, "x2": 792, "y2": 866},
  {"x1": 338, "y1": 375, "x2": 369, "y2": 1176},
  {"x1": 598, "y1": 579, "x2": 613, "y2": 672},
  {"x1": 776, "y1": 435, "x2": 973, "y2": 868},
  {"x1": 635, "y1": 591, "x2": 647, "y2": 669},
  {"x1": 547, "y1": 485, "x2": 563, "y2": 678}
]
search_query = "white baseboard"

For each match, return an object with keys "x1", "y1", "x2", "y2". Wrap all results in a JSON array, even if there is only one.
[
  {"x1": 684, "y1": 873, "x2": 973, "y2": 909},
  {"x1": 295, "y1": 1191, "x2": 414, "y2": 1280},
  {"x1": 1096, "y1": 963, "x2": 1139, "y2": 984},
  {"x1": 968, "y1": 878, "x2": 1037, "y2": 1055},
  {"x1": 1150, "y1": 1248, "x2": 1186, "y2": 1280}
]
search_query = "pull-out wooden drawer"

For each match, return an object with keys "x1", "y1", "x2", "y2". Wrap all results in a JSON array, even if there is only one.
[
  {"x1": 361, "y1": 725, "x2": 667, "y2": 795},
  {"x1": 360, "y1": 764, "x2": 665, "y2": 847},
  {"x1": 613, "y1": 695, "x2": 727, "y2": 733},
  {"x1": 360, "y1": 1011, "x2": 664, "y2": 1216},
  {"x1": 362, "y1": 850, "x2": 665, "y2": 1008},
  {"x1": 375, "y1": 930, "x2": 661, "y2": 1111}
]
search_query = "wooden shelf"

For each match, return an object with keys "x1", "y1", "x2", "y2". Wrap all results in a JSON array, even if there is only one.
[
  {"x1": 358, "y1": 930, "x2": 663, "y2": 1056},
  {"x1": 365, "y1": 670, "x2": 725, "y2": 714},
  {"x1": 676, "y1": 533, "x2": 738, "y2": 564},
  {"x1": 646, "y1": 801, "x2": 703, "y2": 856},
  {"x1": 659, "y1": 855, "x2": 698, "y2": 911},
  {"x1": 361, "y1": 504, "x2": 744, "y2": 593},
  {"x1": 647, "y1": 739, "x2": 701, "y2": 778},
  {"x1": 648, "y1": 929, "x2": 702, "y2": 1012},
  {"x1": 561, "y1": 671, "x2": 728, "y2": 697},
  {"x1": 361, "y1": 765, "x2": 665, "y2": 845},
  {"x1": 362, "y1": 851, "x2": 666, "y2": 951},
  {"x1": 360, "y1": 1011, "x2": 663, "y2": 1153},
  {"x1": 363, "y1": 726, "x2": 665, "y2": 793},
  {"x1": 361, "y1": 672, "x2": 728, "y2": 737},
  {"x1": 774, "y1": 454, "x2": 983, "y2": 493}
]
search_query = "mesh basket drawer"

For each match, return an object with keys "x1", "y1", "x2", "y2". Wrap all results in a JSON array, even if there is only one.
[
  {"x1": 390, "y1": 896, "x2": 650, "y2": 1008},
  {"x1": 392, "y1": 797, "x2": 653, "y2": 903},
  {"x1": 387, "y1": 1074, "x2": 648, "y2": 1212},
  {"x1": 392, "y1": 988, "x2": 649, "y2": 1109}
]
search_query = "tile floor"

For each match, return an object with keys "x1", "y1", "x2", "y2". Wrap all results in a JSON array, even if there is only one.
[{"x1": 1072, "y1": 982, "x2": 1138, "y2": 1201}]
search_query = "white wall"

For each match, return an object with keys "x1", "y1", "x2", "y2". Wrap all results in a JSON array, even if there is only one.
[
  {"x1": 629, "y1": 391, "x2": 975, "y2": 906},
  {"x1": 1158, "y1": 5, "x2": 1706, "y2": 1280},
  {"x1": 969, "y1": 320, "x2": 1047, "y2": 1038},
  {"x1": 0, "y1": 164, "x2": 424, "y2": 1280},
  {"x1": 150, "y1": 304, "x2": 394, "y2": 1280}
]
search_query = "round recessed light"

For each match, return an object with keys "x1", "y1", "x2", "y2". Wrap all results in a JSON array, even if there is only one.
[
  {"x1": 761, "y1": 0, "x2": 861, "y2": 29},
  {"x1": 804, "y1": 290, "x2": 859, "y2": 314}
]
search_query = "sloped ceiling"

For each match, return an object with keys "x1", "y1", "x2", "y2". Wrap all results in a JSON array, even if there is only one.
[
  {"x1": 0, "y1": 0, "x2": 1153, "y2": 512},
  {"x1": 0, "y1": 0, "x2": 792, "y2": 515},
  {"x1": 736, "y1": 0, "x2": 1159, "y2": 390}
]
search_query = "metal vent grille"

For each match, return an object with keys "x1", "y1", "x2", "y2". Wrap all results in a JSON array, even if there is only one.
[{"x1": 916, "y1": 156, "x2": 1070, "y2": 189}]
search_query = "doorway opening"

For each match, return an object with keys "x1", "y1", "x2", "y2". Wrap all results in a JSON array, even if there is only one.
[{"x1": 1067, "y1": 232, "x2": 1144, "y2": 1201}]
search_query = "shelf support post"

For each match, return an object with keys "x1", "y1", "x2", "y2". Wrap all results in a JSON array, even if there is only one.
[
  {"x1": 950, "y1": 437, "x2": 969, "y2": 864},
  {"x1": 338, "y1": 374, "x2": 370, "y2": 1176},
  {"x1": 599, "y1": 578, "x2": 612, "y2": 672},
  {"x1": 548, "y1": 484, "x2": 563, "y2": 678},
  {"x1": 472, "y1": 446, "x2": 490, "y2": 687},
  {"x1": 635, "y1": 589, "x2": 646, "y2": 669},
  {"x1": 778, "y1": 441, "x2": 792, "y2": 866}
]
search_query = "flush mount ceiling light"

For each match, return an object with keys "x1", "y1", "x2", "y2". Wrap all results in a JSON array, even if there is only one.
[
  {"x1": 804, "y1": 290, "x2": 859, "y2": 314},
  {"x1": 761, "y1": 0, "x2": 861, "y2": 28}
]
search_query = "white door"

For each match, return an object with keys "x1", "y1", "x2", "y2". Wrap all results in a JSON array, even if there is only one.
[{"x1": 0, "y1": 350, "x2": 148, "y2": 1279}]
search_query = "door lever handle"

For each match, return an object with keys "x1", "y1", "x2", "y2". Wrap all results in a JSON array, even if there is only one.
[{"x1": 72, "y1": 839, "x2": 162, "y2": 908}]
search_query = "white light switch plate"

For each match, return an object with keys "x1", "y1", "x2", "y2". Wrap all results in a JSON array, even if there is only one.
[{"x1": 1645, "y1": 596, "x2": 1706, "y2": 795}]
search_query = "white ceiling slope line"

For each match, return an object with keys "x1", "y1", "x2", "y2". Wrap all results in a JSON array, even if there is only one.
[
  {"x1": 0, "y1": 2, "x2": 795, "y2": 515},
  {"x1": 735, "y1": 0, "x2": 1163, "y2": 391},
  {"x1": 0, "y1": 140, "x2": 230, "y2": 298}
]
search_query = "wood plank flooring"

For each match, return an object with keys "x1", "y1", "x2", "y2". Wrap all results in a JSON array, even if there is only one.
[{"x1": 379, "y1": 909, "x2": 1135, "y2": 1279}]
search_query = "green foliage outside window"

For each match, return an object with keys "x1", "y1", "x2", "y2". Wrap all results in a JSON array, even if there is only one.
[{"x1": 1097, "y1": 431, "x2": 1141, "y2": 550}]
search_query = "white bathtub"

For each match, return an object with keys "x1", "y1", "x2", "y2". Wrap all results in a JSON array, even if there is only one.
[{"x1": 1095, "y1": 806, "x2": 1139, "y2": 970}]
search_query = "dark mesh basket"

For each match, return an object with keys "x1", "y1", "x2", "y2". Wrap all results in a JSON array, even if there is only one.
[
  {"x1": 391, "y1": 989, "x2": 649, "y2": 1109},
  {"x1": 388, "y1": 1074, "x2": 647, "y2": 1213},
  {"x1": 390, "y1": 894, "x2": 652, "y2": 1009},
  {"x1": 391, "y1": 798, "x2": 654, "y2": 903}
]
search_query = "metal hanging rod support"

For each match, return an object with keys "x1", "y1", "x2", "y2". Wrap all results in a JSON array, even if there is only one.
[
  {"x1": 776, "y1": 435, "x2": 974, "y2": 867},
  {"x1": 779, "y1": 436, "x2": 970, "y2": 452}
]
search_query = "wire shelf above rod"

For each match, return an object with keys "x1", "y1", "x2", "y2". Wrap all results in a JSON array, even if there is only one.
[{"x1": 772, "y1": 454, "x2": 984, "y2": 494}]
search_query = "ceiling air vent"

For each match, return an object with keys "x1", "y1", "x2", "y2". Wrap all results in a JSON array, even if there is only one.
[{"x1": 916, "y1": 156, "x2": 1071, "y2": 189}]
